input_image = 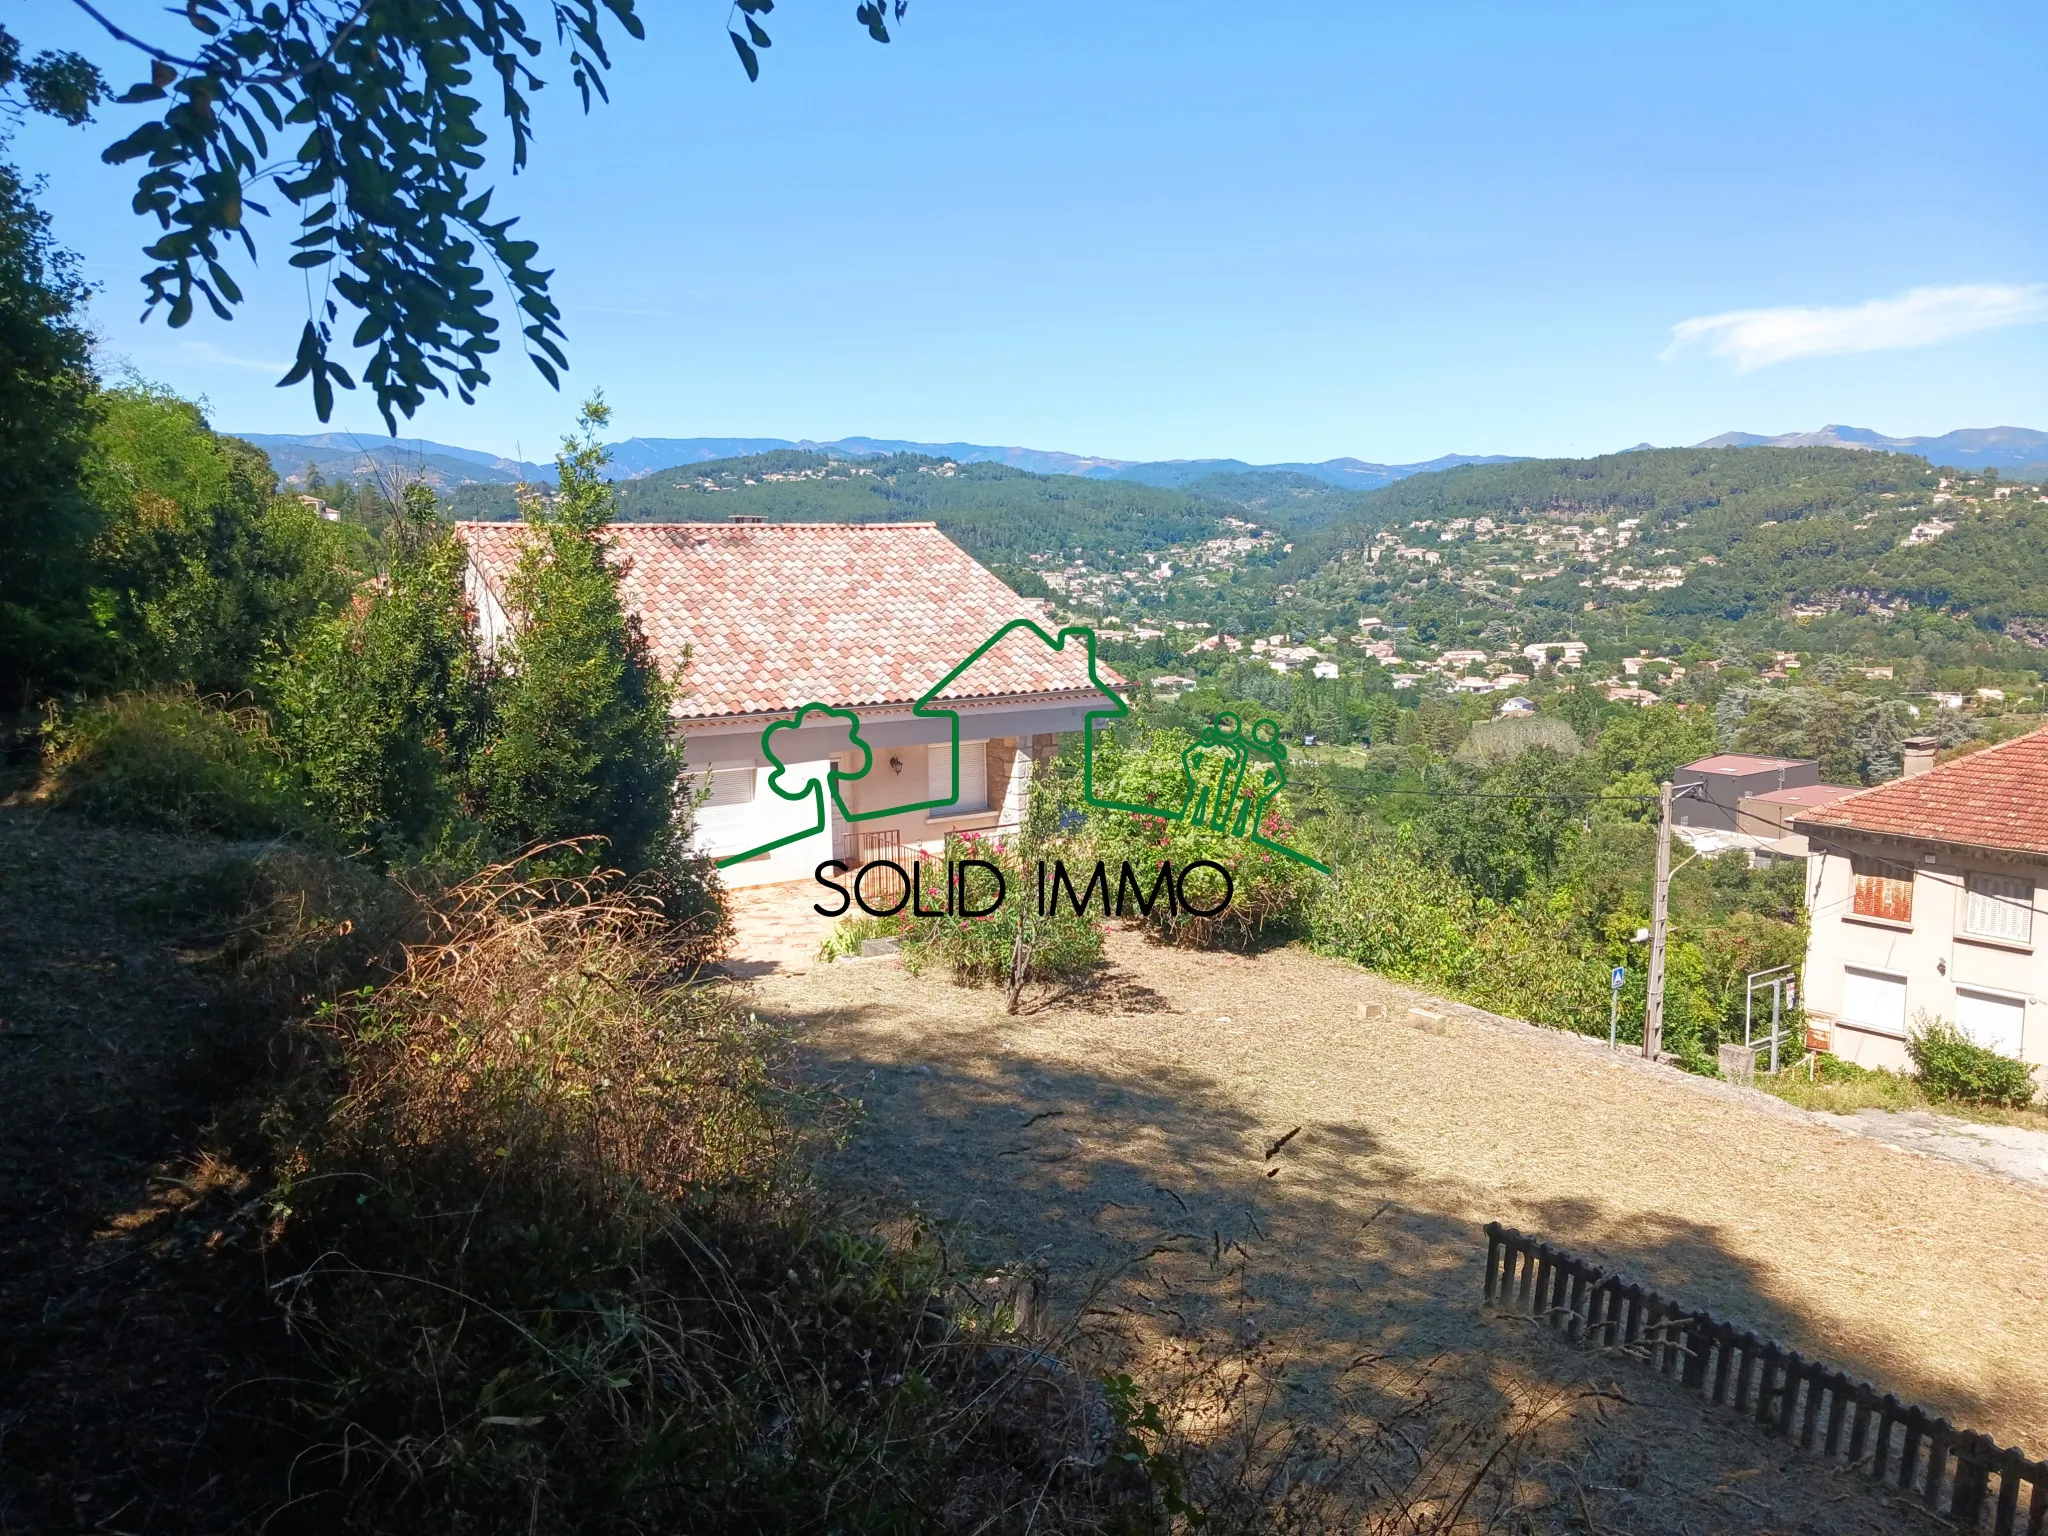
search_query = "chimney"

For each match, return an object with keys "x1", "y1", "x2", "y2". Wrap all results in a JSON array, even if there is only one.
[{"x1": 1901, "y1": 735, "x2": 1938, "y2": 778}]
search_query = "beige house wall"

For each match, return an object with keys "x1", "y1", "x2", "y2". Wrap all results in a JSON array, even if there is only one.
[{"x1": 1802, "y1": 830, "x2": 2047, "y2": 1079}]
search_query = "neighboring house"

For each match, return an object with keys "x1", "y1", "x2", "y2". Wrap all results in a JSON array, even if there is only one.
[
  {"x1": 1522, "y1": 640, "x2": 1587, "y2": 668},
  {"x1": 1673, "y1": 753, "x2": 1820, "y2": 833},
  {"x1": 1734, "y1": 783, "x2": 1861, "y2": 862},
  {"x1": 458, "y1": 520, "x2": 1120, "y2": 887},
  {"x1": 1602, "y1": 686, "x2": 1659, "y2": 707},
  {"x1": 1497, "y1": 696, "x2": 1536, "y2": 717},
  {"x1": 1311, "y1": 661, "x2": 1341, "y2": 680},
  {"x1": 1794, "y1": 729, "x2": 2048, "y2": 1075}
]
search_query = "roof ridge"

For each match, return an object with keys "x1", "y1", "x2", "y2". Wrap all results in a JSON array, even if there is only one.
[
  {"x1": 1794, "y1": 724, "x2": 2048, "y2": 856},
  {"x1": 450, "y1": 519, "x2": 941, "y2": 531},
  {"x1": 1832, "y1": 723, "x2": 2048, "y2": 808}
]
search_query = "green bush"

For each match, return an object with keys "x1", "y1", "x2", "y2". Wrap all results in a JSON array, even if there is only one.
[
  {"x1": 903, "y1": 831, "x2": 1104, "y2": 989},
  {"x1": 1088, "y1": 725, "x2": 1316, "y2": 949},
  {"x1": 1908, "y1": 1013, "x2": 2039, "y2": 1107},
  {"x1": 268, "y1": 486, "x2": 493, "y2": 856},
  {"x1": 38, "y1": 689, "x2": 310, "y2": 838},
  {"x1": 824, "y1": 832, "x2": 1105, "y2": 1003}
]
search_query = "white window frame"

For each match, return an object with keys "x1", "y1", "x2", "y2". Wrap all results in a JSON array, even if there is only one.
[{"x1": 1963, "y1": 871, "x2": 2034, "y2": 946}]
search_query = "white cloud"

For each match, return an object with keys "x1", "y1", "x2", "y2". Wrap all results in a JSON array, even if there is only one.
[
  {"x1": 175, "y1": 339, "x2": 293, "y2": 374},
  {"x1": 1665, "y1": 283, "x2": 2048, "y2": 370}
]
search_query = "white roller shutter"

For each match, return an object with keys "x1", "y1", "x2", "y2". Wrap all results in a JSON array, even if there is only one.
[
  {"x1": 930, "y1": 740, "x2": 989, "y2": 812},
  {"x1": 1842, "y1": 968, "x2": 1907, "y2": 1037},
  {"x1": 1956, "y1": 989, "x2": 2025, "y2": 1057}
]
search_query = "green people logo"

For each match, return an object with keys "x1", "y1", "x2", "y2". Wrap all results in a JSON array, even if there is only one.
[{"x1": 713, "y1": 619, "x2": 1328, "y2": 875}]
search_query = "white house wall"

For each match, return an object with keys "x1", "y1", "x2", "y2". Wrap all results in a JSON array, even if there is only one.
[{"x1": 1802, "y1": 832, "x2": 2046, "y2": 1082}]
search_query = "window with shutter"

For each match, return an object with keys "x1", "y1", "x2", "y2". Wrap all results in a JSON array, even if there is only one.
[
  {"x1": 1841, "y1": 968, "x2": 1907, "y2": 1036},
  {"x1": 695, "y1": 766, "x2": 756, "y2": 808},
  {"x1": 1956, "y1": 989, "x2": 2026, "y2": 1056},
  {"x1": 1850, "y1": 854, "x2": 1913, "y2": 923},
  {"x1": 1964, "y1": 872, "x2": 2033, "y2": 944},
  {"x1": 929, "y1": 740, "x2": 989, "y2": 813}
]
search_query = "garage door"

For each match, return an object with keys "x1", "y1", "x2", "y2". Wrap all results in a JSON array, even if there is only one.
[
  {"x1": 1956, "y1": 988, "x2": 2026, "y2": 1057},
  {"x1": 1842, "y1": 968, "x2": 1907, "y2": 1036}
]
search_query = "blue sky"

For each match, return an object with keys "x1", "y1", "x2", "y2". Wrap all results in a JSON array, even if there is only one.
[{"x1": 11, "y1": 1, "x2": 2048, "y2": 465}]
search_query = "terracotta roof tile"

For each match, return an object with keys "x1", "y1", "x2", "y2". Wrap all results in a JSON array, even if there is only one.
[
  {"x1": 1792, "y1": 727, "x2": 2048, "y2": 856},
  {"x1": 457, "y1": 521, "x2": 1116, "y2": 721}
]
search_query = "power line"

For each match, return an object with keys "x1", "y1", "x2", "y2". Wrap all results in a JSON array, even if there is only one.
[{"x1": 1293, "y1": 781, "x2": 1663, "y2": 803}]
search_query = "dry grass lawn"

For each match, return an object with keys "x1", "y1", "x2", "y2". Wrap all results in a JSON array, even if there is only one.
[{"x1": 752, "y1": 926, "x2": 2047, "y2": 1533}]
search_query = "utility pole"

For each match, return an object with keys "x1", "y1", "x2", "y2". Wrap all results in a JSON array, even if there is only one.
[{"x1": 1643, "y1": 779, "x2": 1673, "y2": 1061}]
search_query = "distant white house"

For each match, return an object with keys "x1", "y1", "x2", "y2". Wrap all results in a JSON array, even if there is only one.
[
  {"x1": 1497, "y1": 696, "x2": 1536, "y2": 717},
  {"x1": 1522, "y1": 640, "x2": 1588, "y2": 668},
  {"x1": 458, "y1": 519, "x2": 1121, "y2": 888},
  {"x1": 1312, "y1": 661, "x2": 1341, "y2": 680}
]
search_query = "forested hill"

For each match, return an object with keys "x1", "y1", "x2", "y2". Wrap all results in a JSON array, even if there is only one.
[
  {"x1": 1280, "y1": 446, "x2": 1930, "y2": 576},
  {"x1": 1281, "y1": 445, "x2": 2048, "y2": 640},
  {"x1": 447, "y1": 450, "x2": 1234, "y2": 565}
]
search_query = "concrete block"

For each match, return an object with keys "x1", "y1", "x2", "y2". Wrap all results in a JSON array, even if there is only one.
[
  {"x1": 1717, "y1": 1043, "x2": 1755, "y2": 1087},
  {"x1": 1357, "y1": 1001, "x2": 1387, "y2": 1021},
  {"x1": 858, "y1": 937, "x2": 902, "y2": 958}
]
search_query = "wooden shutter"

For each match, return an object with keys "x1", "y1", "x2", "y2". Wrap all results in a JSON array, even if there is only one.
[{"x1": 1850, "y1": 855, "x2": 1913, "y2": 923}]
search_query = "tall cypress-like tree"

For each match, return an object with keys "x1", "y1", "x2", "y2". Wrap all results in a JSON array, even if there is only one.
[
  {"x1": 478, "y1": 396, "x2": 681, "y2": 875},
  {"x1": 268, "y1": 483, "x2": 493, "y2": 854}
]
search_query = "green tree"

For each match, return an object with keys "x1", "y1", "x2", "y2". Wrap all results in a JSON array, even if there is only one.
[
  {"x1": 9, "y1": 3, "x2": 900, "y2": 427},
  {"x1": 0, "y1": 162, "x2": 101, "y2": 705},
  {"x1": 478, "y1": 396, "x2": 680, "y2": 875},
  {"x1": 269, "y1": 485, "x2": 492, "y2": 853},
  {"x1": 85, "y1": 386, "x2": 353, "y2": 694},
  {"x1": 1594, "y1": 705, "x2": 1715, "y2": 784},
  {"x1": 1417, "y1": 748, "x2": 1595, "y2": 904}
]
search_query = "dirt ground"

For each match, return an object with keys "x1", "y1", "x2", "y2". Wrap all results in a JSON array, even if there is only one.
[{"x1": 750, "y1": 920, "x2": 2048, "y2": 1533}]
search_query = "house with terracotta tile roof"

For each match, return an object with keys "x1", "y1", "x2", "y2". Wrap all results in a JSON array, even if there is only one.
[
  {"x1": 457, "y1": 520, "x2": 1121, "y2": 886},
  {"x1": 1791, "y1": 728, "x2": 2048, "y2": 1078}
]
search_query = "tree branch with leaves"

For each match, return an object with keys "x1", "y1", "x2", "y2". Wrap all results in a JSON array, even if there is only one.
[{"x1": 3, "y1": 0, "x2": 904, "y2": 429}]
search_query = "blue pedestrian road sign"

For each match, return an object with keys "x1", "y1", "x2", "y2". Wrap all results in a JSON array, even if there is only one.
[{"x1": 1611, "y1": 966, "x2": 1626, "y2": 989}]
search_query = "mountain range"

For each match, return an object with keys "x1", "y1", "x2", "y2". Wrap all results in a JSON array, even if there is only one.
[
  {"x1": 1688, "y1": 424, "x2": 2048, "y2": 470},
  {"x1": 235, "y1": 424, "x2": 2048, "y2": 494}
]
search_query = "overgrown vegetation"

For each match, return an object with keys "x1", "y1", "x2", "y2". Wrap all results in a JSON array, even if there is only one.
[
  {"x1": 38, "y1": 688, "x2": 310, "y2": 838},
  {"x1": 252, "y1": 855, "x2": 1164, "y2": 1530},
  {"x1": 1908, "y1": 1013, "x2": 2041, "y2": 1108}
]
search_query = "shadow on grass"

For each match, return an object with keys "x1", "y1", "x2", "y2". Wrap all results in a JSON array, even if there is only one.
[{"x1": 757, "y1": 948, "x2": 2021, "y2": 1527}]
